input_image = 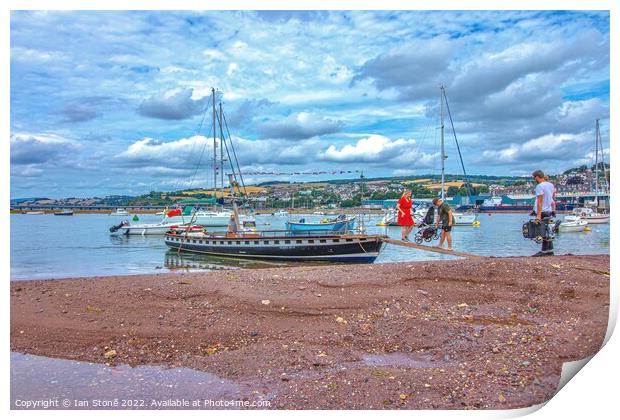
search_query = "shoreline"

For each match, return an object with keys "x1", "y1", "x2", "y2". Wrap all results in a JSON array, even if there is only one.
[{"x1": 11, "y1": 255, "x2": 609, "y2": 409}]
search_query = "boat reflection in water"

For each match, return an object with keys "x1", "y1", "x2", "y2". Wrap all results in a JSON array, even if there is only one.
[{"x1": 164, "y1": 250, "x2": 294, "y2": 272}]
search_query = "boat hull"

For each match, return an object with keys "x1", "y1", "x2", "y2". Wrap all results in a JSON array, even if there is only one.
[
  {"x1": 164, "y1": 233, "x2": 384, "y2": 263},
  {"x1": 558, "y1": 223, "x2": 587, "y2": 232},
  {"x1": 581, "y1": 216, "x2": 610, "y2": 224},
  {"x1": 165, "y1": 212, "x2": 252, "y2": 227},
  {"x1": 120, "y1": 224, "x2": 182, "y2": 235},
  {"x1": 453, "y1": 213, "x2": 477, "y2": 225}
]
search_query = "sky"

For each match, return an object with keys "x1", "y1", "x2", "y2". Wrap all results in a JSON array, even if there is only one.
[{"x1": 9, "y1": 10, "x2": 610, "y2": 198}]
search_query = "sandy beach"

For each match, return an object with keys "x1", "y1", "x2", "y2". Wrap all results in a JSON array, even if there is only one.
[{"x1": 11, "y1": 255, "x2": 609, "y2": 409}]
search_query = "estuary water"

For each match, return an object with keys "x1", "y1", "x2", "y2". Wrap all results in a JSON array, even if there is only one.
[{"x1": 10, "y1": 212, "x2": 610, "y2": 281}]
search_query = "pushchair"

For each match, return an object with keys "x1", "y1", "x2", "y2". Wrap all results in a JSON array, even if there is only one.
[{"x1": 414, "y1": 206, "x2": 440, "y2": 244}]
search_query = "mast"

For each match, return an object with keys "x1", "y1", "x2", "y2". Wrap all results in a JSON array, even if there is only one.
[
  {"x1": 440, "y1": 85, "x2": 445, "y2": 200},
  {"x1": 219, "y1": 102, "x2": 225, "y2": 201},
  {"x1": 594, "y1": 119, "x2": 599, "y2": 204},
  {"x1": 212, "y1": 87, "x2": 217, "y2": 201}
]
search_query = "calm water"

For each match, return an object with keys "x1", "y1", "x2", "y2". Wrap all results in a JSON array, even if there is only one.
[
  {"x1": 10, "y1": 212, "x2": 610, "y2": 280},
  {"x1": 10, "y1": 352, "x2": 260, "y2": 409}
]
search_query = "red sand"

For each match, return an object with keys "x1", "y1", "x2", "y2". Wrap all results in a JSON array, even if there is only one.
[{"x1": 11, "y1": 255, "x2": 609, "y2": 409}]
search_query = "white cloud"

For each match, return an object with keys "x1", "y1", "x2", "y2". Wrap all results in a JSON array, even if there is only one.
[
  {"x1": 321, "y1": 135, "x2": 437, "y2": 168},
  {"x1": 258, "y1": 112, "x2": 343, "y2": 140},
  {"x1": 479, "y1": 133, "x2": 591, "y2": 164}
]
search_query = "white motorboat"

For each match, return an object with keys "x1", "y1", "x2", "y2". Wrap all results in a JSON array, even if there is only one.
[
  {"x1": 453, "y1": 212, "x2": 478, "y2": 225},
  {"x1": 376, "y1": 208, "x2": 422, "y2": 226},
  {"x1": 111, "y1": 220, "x2": 191, "y2": 235},
  {"x1": 164, "y1": 209, "x2": 254, "y2": 227},
  {"x1": 25, "y1": 211, "x2": 45, "y2": 215},
  {"x1": 273, "y1": 210, "x2": 288, "y2": 216},
  {"x1": 571, "y1": 207, "x2": 609, "y2": 224},
  {"x1": 110, "y1": 208, "x2": 130, "y2": 216},
  {"x1": 558, "y1": 216, "x2": 589, "y2": 232}
]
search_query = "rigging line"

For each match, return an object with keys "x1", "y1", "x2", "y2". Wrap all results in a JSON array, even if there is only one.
[
  {"x1": 443, "y1": 89, "x2": 471, "y2": 196},
  {"x1": 186, "y1": 121, "x2": 213, "y2": 192},
  {"x1": 172, "y1": 91, "x2": 214, "y2": 194},
  {"x1": 222, "y1": 111, "x2": 248, "y2": 197},
  {"x1": 219, "y1": 113, "x2": 241, "y2": 200}
]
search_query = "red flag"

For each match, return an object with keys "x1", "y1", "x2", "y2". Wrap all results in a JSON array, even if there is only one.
[{"x1": 167, "y1": 208, "x2": 182, "y2": 217}]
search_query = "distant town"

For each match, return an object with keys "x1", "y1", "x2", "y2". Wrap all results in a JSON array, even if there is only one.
[{"x1": 10, "y1": 164, "x2": 610, "y2": 212}]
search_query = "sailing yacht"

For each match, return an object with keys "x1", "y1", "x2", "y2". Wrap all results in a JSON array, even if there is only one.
[
  {"x1": 571, "y1": 119, "x2": 609, "y2": 224},
  {"x1": 436, "y1": 85, "x2": 478, "y2": 226},
  {"x1": 109, "y1": 88, "x2": 254, "y2": 234}
]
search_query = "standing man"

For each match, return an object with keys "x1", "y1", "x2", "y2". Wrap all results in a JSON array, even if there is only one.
[
  {"x1": 432, "y1": 197, "x2": 454, "y2": 251},
  {"x1": 532, "y1": 170, "x2": 555, "y2": 256}
]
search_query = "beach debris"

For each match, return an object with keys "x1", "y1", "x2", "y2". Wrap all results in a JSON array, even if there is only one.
[
  {"x1": 327, "y1": 382, "x2": 337, "y2": 390},
  {"x1": 204, "y1": 343, "x2": 221, "y2": 356},
  {"x1": 85, "y1": 304, "x2": 102, "y2": 313},
  {"x1": 551, "y1": 264, "x2": 561, "y2": 269},
  {"x1": 457, "y1": 303, "x2": 469, "y2": 309},
  {"x1": 399, "y1": 393, "x2": 408, "y2": 401},
  {"x1": 417, "y1": 289, "x2": 429, "y2": 296},
  {"x1": 261, "y1": 299, "x2": 271, "y2": 305},
  {"x1": 335, "y1": 316, "x2": 347, "y2": 324},
  {"x1": 498, "y1": 394, "x2": 506, "y2": 403},
  {"x1": 104, "y1": 349, "x2": 117, "y2": 359}
]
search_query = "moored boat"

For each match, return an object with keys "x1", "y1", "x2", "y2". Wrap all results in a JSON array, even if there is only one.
[
  {"x1": 571, "y1": 207, "x2": 609, "y2": 224},
  {"x1": 453, "y1": 212, "x2": 478, "y2": 225},
  {"x1": 53, "y1": 209, "x2": 74, "y2": 216},
  {"x1": 110, "y1": 208, "x2": 130, "y2": 216},
  {"x1": 558, "y1": 216, "x2": 588, "y2": 232},
  {"x1": 286, "y1": 215, "x2": 356, "y2": 233},
  {"x1": 164, "y1": 228, "x2": 385, "y2": 263}
]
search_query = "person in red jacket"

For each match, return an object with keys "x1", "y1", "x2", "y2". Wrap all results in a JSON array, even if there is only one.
[{"x1": 396, "y1": 190, "x2": 415, "y2": 241}]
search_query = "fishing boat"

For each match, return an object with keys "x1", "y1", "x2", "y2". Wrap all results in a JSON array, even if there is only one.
[
  {"x1": 558, "y1": 215, "x2": 588, "y2": 233},
  {"x1": 110, "y1": 208, "x2": 130, "y2": 216},
  {"x1": 286, "y1": 215, "x2": 356, "y2": 233},
  {"x1": 53, "y1": 209, "x2": 74, "y2": 216},
  {"x1": 165, "y1": 227, "x2": 385, "y2": 263},
  {"x1": 166, "y1": 152, "x2": 385, "y2": 263}
]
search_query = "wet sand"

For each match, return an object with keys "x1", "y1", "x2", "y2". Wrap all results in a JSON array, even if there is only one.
[{"x1": 11, "y1": 255, "x2": 609, "y2": 409}]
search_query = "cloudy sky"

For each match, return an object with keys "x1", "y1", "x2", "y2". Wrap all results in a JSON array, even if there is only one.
[{"x1": 10, "y1": 10, "x2": 610, "y2": 198}]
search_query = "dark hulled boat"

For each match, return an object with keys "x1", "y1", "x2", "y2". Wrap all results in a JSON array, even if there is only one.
[{"x1": 164, "y1": 229, "x2": 385, "y2": 263}]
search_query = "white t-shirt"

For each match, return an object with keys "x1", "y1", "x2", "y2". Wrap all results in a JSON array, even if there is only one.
[{"x1": 533, "y1": 181, "x2": 554, "y2": 213}]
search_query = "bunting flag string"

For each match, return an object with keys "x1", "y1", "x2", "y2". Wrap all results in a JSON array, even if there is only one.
[{"x1": 240, "y1": 170, "x2": 361, "y2": 176}]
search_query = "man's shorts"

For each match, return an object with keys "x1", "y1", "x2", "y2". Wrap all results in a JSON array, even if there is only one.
[{"x1": 442, "y1": 225, "x2": 452, "y2": 232}]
